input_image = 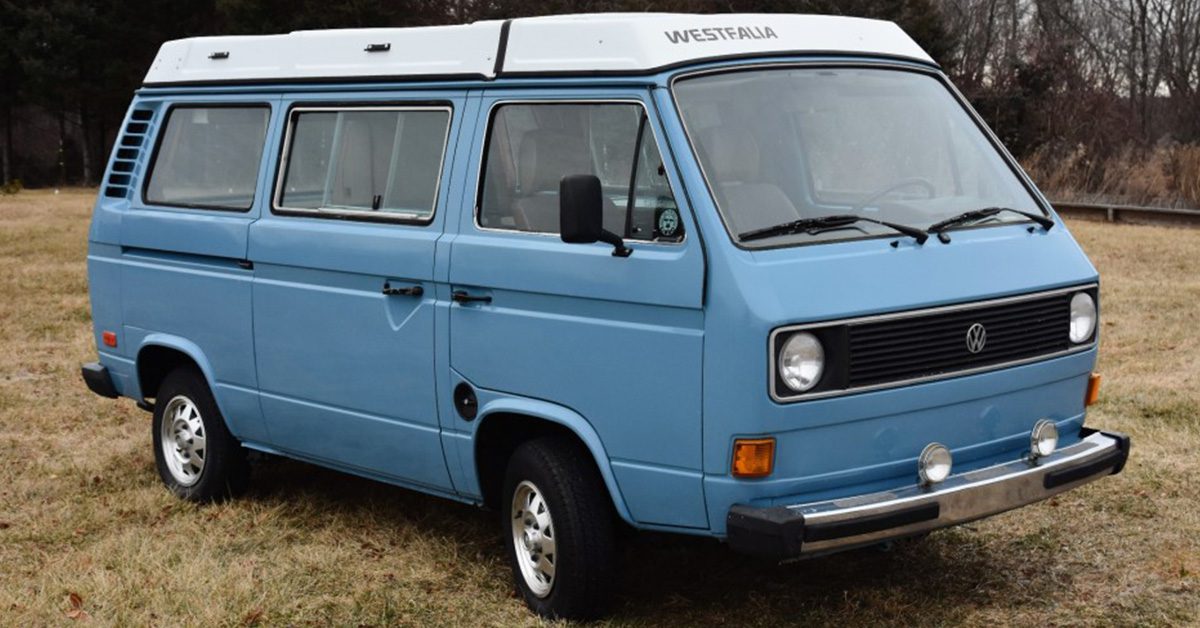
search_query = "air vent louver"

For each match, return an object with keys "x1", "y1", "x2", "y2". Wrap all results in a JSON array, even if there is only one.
[{"x1": 103, "y1": 109, "x2": 155, "y2": 199}]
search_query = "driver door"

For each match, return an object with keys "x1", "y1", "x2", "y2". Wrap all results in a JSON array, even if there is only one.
[{"x1": 444, "y1": 90, "x2": 710, "y2": 528}]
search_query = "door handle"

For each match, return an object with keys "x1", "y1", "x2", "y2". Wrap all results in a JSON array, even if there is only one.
[
  {"x1": 382, "y1": 282, "x2": 424, "y2": 297},
  {"x1": 451, "y1": 290, "x2": 492, "y2": 305}
]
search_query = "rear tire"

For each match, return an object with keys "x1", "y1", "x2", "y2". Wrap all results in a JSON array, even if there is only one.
[
  {"x1": 501, "y1": 436, "x2": 618, "y2": 620},
  {"x1": 151, "y1": 366, "x2": 249, "y2": 502}
]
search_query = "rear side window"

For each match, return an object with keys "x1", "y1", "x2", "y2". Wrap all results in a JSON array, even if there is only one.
[
  {"x1": 145, "y1": 106, "x2": 270, "y2": 210},
  {"x1": 276, "y1": 107, "x2": 451, "y2": 221},
  {"x1": 478, "y1": 102, "x2": 682, "y2": 242}
]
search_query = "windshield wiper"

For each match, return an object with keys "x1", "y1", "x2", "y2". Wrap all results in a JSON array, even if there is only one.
[
  {"x1": 927, "y1": 207, "x2": 1054, "y2": 242},
  {"x1": 739, "y1": 214, "x2": 928, "y2": 244}
]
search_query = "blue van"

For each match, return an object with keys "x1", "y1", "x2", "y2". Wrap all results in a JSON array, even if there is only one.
[{"x1": 82, "y1": 14, "x2": 1129, "y2": 619}]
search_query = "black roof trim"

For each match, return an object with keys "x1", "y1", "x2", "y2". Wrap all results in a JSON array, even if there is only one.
[{"x1": 493, "y1": 19, "x2": 513, "y2": 77}]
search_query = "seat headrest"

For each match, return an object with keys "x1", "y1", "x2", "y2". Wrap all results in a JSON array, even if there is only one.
[
  {"x1": 698, "y1": 127, "x2": 760, "y2": 182},
  {"x1": 518, "y1": 130, "x2": 594, "y2": 193}
]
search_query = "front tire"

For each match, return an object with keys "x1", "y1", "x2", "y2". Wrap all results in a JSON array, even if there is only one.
[
  {"x1": 151, "y1": 366, "x2": 249, "y2": 502},
  {"x1": 502, "y1": 436, "x2": 618, "y2": 620}
]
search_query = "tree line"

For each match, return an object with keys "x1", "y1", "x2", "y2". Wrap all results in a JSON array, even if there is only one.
[{"x1": 2, "y1": 0, "x2": 1198, "y2": 204}]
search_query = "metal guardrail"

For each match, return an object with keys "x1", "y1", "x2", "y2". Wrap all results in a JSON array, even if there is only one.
[{"x1": 1051, "y1": 200, "x2": 1200, "y2": 227}]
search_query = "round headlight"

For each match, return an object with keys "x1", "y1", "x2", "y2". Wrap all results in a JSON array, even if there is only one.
[
  {"x1": 778, "y1": 332, "x2": 825, "y2": 393},
  {"x1": 1030, "y1": 419, "x2": 1059, "y2": 459},
  {"x1": 918, "y1": 443, "x2": 953, "y2": 485},
  {"x1": 1069, "y1": 292, "x2": 1097, "y2": 343}
]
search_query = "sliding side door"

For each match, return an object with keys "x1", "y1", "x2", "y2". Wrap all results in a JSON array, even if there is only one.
[{"x1": 249, "y1": 91, "x2": 466, "y2": 491}]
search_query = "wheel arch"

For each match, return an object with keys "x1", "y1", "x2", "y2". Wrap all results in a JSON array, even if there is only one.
[
  {"x1": 472, "y1": 397, "x2": 636, "y2": 527},
  {"x1": 134, "y1": 335, "x2": 217, "y2": 402}
]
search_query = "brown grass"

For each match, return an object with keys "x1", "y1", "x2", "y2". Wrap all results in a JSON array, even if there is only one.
[
  {"x1": 1024, "y1": 142, "x2": 1200, "y2": 208},
  {"x1": 1, "y1": 189, "x2": 1198, "y2": 626}
]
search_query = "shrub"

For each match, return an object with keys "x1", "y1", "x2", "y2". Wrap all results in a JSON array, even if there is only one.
[
  {"x1": 1171, "y1": 145, "x2": 1200, "y2": 207},
  {"x1": 1022, "y1": 142, "x2": 1200, "y2": 208}
]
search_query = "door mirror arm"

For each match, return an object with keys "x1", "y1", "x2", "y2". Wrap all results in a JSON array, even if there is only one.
[{"x1": 597, "y1": 230, "x2": 633, "y2": 258}]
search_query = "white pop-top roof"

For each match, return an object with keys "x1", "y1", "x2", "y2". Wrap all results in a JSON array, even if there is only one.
[{"x1": 143, "y1": 13, "x2": 934, "y2": 86}]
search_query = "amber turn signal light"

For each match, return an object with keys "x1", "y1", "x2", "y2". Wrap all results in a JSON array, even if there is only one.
[
  {"x1": 1085, "y1": 373, "x2": 1102, "y2": 406},
  {"x1": 732, "y1": 438, "x2": 775, "y2": 478}
]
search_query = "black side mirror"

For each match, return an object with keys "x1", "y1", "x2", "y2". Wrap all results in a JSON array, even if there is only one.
[{"x1": 559, "y1": 174, "x2": 632, "y2": 257}]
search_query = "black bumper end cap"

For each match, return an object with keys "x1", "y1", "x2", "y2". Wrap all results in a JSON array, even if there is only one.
[
  {"x1": 726, "y1": 504, "x2": 805, "y2": 559},
  {"x1": 1043, "y1": 428, "x2": 1131, "y2": 489},
  {"x1": 1098, "y1": 428, "x2": 1132, "y2": 475},
  {"x1": 81, "y1": 362, "x2": 118, "y2": 399}
]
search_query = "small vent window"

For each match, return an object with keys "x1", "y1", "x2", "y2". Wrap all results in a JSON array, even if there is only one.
[{"x1": 103, "y1": 109, "x2": 156, "y2": 199}]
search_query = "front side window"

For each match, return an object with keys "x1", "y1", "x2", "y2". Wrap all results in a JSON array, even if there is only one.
[
  {"x1": 277, "y1": 107, "x2": 451, "y2": 220},
  {"x1": 673, "y1": 67, "x2": 1045, "y2": 246},
  {"x1": 145, "y1": 106, "x2": 270, "y2": 210},
  {"x1": 479, "y1": 102, "x2": 683, "y2": 242}
]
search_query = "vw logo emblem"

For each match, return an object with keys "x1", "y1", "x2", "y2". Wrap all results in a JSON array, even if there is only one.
[{"x1": 965, "y1": 323, "x2": 987, "y2": 354}]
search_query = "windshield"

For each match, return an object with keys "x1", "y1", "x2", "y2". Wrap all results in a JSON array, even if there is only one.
[{"x1": 673, "y1": 67, "x2": 1045, "y2": 245}]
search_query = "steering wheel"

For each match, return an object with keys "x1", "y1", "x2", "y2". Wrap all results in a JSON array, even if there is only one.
[{"x1": 850, "y1": 177, "x2": 936, "y2": 212}]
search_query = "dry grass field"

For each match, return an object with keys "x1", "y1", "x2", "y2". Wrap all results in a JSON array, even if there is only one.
[{"x1": 1, "y1": 188, "x2": 1198, "y2": 627}]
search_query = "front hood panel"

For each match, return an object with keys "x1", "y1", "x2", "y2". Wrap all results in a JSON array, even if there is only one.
[{"x1": 743, "y1": 224, "x2": 1096, "y2": 324}]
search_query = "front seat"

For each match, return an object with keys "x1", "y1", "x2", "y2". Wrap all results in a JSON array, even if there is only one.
[
  {"x1": 698, "y1": 127, "x2": 801, "y2": 235},
  {"x1": 513, "y1": 130, "x2": 622, "y2": 234}
]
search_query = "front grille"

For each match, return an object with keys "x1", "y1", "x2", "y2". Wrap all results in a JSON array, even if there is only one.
[
  {"x1": 770, "y1": 285, "x2": 1097, "y2": 401},
  {"x1": 846, "y1": 293, "x2": 1072, "y2": 387}
]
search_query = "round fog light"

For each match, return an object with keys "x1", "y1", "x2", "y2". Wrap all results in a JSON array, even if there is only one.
[
  {"x1": 1031, "y1": 419, "x2": 1059, "y2": 459},
  {"x1": 918, "y1": 443, "x2": 952, "y2": 485}
]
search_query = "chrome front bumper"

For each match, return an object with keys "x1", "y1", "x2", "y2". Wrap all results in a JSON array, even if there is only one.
[{"x1": 726, "y1": 428, "x2": 1130, "y2": 559}]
